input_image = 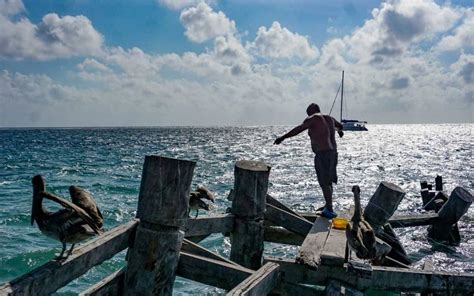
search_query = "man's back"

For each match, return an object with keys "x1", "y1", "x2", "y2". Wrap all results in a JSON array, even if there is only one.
[{"x1": 306, "y1": 114, "x2": 337, "y2": 153}]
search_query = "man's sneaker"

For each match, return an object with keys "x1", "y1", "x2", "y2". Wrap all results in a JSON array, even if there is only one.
[{"x1": 321, "y1": 207, "x2": 337, "y2": 219}]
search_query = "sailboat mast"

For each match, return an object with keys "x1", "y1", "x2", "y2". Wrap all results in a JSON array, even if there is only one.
[{"x1": 340, "y1": 70, "x2": 344, "y2": 122}]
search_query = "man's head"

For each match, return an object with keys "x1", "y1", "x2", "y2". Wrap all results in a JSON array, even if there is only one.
[{"x1": 306, "y1": 103, "x2": 321, "y2": 116}]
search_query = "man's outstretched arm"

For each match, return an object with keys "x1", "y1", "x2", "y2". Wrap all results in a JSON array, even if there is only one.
[
  {"x1": 333, "y1": 118, "x2": 344, "y2": 137},
  {"x1": 274, "y1": 121, "x2": 310, "y2": 145}
]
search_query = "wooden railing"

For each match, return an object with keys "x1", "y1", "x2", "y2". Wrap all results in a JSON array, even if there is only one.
[{"x1": 1, "y1": 155, "x2": 472, "y2": 295}]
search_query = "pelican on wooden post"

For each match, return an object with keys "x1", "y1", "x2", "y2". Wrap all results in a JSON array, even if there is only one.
[
  {"x1": 31, "y1": 175, "x2": 104, "y2": 259},
  {"x1": 188, "y1": 185, "x2": 215, "y2": 218},
  {"x1": 346, "y1": 185, "x2": 376, "y2": 259}
]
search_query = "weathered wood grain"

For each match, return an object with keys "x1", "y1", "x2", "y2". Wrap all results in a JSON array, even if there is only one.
[
  {"x1": 182, "y1": 238, "x2": 238, "y2": 267},
  {"x1": 297, "y1": 217, "x2": 331, "y2": 269},
  {"x1": 264, "y1": 226, "x2": 304, "y2": 245},
  {"x1": 227, "y1": 262, "x2": 280, "y2": 295},
  {"x1": 263, "y1": 257, "x2": 351, "y2": 286},
  {"x1": 0, "y1": 220, "x2": 137, "y2": 296},
  {"x1": 177, "y1": 251, "x2": 254, "y2": 291},
  {"x1": 321, "y1": 227, "x2": 347, "y2": 266},
  {"x1": 364, "y1": 182, "x2": 405, "y2": 231},
  {"x1": 266, "y1": 194, "x2": 307, "y2": 220},
  {"x1": 231, "y1": 160, "x2": 271, "y2": 220},
  {"x1": 230, "y1": 160, "x2": 270, "y2": 270},
  {"x1": 360, "y1": 265, "x2": 474, "y2": 293},
  {"x1": 428, "y1": 187, "x2": 472, "y2": 243},
  {"x1": 265, "y1": 204, "x2": 313, "y2": 236},
  {"x1": 79, "y1": 268, "x2": 125, "y2": 296},
  {"x1": 271, "y1": 281, "x2": 324, "y2": 296},
  {"x1": 389, "y1": 213, "x2": 440, "y2": 228},
  {"x1": 124, "y1": 156, "x2": 195, "y2": 296},
  {"x1": 182, "y1": 214, "x2": 234, "y2": 237}
]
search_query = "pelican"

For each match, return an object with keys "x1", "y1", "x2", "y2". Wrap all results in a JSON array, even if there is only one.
[
  {"x1": 31, "y1": 175, "x2": 104, "y2": 259},
  {"x1": 188, "y1": 185, "x2": 215, "y2": 218},
  {"x1": 346, "y1": 185, "x2": 376, "y2": 259}
]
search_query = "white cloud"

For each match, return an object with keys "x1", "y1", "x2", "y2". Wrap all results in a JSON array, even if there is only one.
[
  {"x1": 1, "y1": 0, "x2": 472, "y2": 127},
  {"x1": 179, "y1": 2, "x2": 236, "y2": 43},
  {"x1": 0, "y1": 0, "x2": 24, "y2": 16},
  {"x1": 451, "y1": 53, "x2": 474, "y2": 85},
  {"x1": 249, "y1": 21, "x2": 318, "y2": 60},
  {"x1": 436, "y1": 11, "x2": 474, "y2": 52},
  {"x1": 158, "y1": 0, "x2": 215, "y2": 11},
  {"x1": 0, "y1": 9, "x2": 103, "y2": 60},
  {"x1": 0, "y1": 70, "x2": 79, "y2": 104},
  {"x1": 340, "y1": 0, "x2": 461, "y2": 64}
]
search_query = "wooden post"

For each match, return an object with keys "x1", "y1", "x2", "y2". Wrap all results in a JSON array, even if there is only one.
[
  {"x1": 363, "y1": 182, "x2": 405, "y2": 231},
  {"x1": 428, "y1": 187, "x2": 472, "y2": 244},
  {"x1": 230, "y1": 160, "x2": 271, "y2": 270},
  {"x1": 124, "y1": 156, "x2": 195, "y2": 296}
]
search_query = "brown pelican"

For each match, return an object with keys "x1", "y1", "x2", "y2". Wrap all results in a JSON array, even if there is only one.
[
  {"x1": 188, "y1": 185, "x2": 215, "y2": 218},
  {"x1": 346, "y1": 185, "x2": 376, "y2": 259},
  {"x1": 31, "y1": 175, "x2": 104, "y2": 259}
]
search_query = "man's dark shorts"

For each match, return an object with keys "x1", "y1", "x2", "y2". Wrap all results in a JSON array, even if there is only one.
[{"x1": 314, "y1": 150, "x2": 338, "y2": 186}]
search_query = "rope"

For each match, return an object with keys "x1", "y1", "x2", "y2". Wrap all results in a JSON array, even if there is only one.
[{"x1": 329, "y1": 83, "x2": 341, "y2": 116}]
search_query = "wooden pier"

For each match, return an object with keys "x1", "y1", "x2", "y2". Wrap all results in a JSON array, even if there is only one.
[{"x1": 1, "y1": 156, "x2": 473, "y2": 295}]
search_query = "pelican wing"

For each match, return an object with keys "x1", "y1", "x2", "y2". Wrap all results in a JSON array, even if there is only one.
[
  {"x1": 196, "y1": 185, "x2": 215, "y2": 202},
  {"x1": 69, "y1": 186, "x2": 103, "y2": 228},
  {"x1": 40, "y1": 191, "x2": 102, "y2": 234}
]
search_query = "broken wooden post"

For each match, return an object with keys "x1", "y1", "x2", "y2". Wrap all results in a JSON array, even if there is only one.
[
  {"x1": 428, "y1": 187, "x2": 472, "y2": 244},
  {"x1": 124, "y1": 156, "x2": 196, "y2": 296},
  {"x1": 230, "y1": 160, "x2": 271, "y2": 270},
  {"x1": 363, "y1": 182, "x2": 405, "y2": 232},
  {"x1": 435, "y1": 175, "x2": 443, "y2": 191}
]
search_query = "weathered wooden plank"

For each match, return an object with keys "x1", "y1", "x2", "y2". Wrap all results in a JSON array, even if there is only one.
[
  {"x1": 227, "y1": 262, "x2": 280, "y2": 295},
  {"x1": 266, "y1": 194, "x2": 307, "y2": 220},
  {"x1": 351, "y1": 264, "x2": 474, "y2": 293},
  {"x1": 321, "y1": 226, "x2": 347, "y2": 267},
  {"x1": 79, "y1": 268, "x2": 125, "y2": 296},
  {"x1": 297, "y1": 212, "x2": 318, "y2": 222},
  {"x1": 264, "y1": 257, "x2": 352, "y2": 286},
  {"x1": 124, "y1": 156, "x2": 195, "y2": 296},
  {"x1": 265, "y1": 203, "x2": 313, "y2": 236},
  {"x1": 0, "y1": 220, "x2": 138, "y2": 296},
  {"x1": 264, "y1": 226, "x2": 304, "y2": 245},
  {"x1": 272, "y1": 282, "x2": 324, "y2": 296},
  {"x1": 177, "y1": 251, "x2": 254, "y2": 291},
  {"x1": 389, "y1": 213, "x2": 440, "y2": 228},
  {"x1": 230, "y1": 160, "x2": 270, "y2": 270},
  {"x1": 182, "y1": 238, "x2": 238, "y2": 267},
  {"x1": 182, "y1": 214, "x2": 234, "y2": 237},
  {"x1": 297, "y1": 217, "x2": 331, "y2": 269}
]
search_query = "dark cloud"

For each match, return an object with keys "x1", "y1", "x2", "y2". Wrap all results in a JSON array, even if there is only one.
[
  {"x1": 372, "y1": 46, "x2": 403, "y2": 57},
  {"x1": 383, "y1": 10, "x2": 426, "y2": 42},
  {"x1": 390, "y1": 77, "x2": 410, "y2": 89},
  {"x1": 459, "y1": 61, "x2": 473, "y2": 84}
]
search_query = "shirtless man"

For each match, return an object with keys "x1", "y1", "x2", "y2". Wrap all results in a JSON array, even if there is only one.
[{"x1": 274, "y1": 103, "x2": 343, "y2": 218}]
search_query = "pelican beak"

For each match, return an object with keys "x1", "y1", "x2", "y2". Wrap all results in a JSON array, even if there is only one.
[
  {"x1": 31, "y1": 199, "x2": 35, "y2": 226},
  {"x1": 31, "y1": 175, "x2": 45, "y2": 226}
]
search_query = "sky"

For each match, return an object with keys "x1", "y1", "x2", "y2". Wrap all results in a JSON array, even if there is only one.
[{"x1": 0, "y1": 0, "x2": 472, "y2": 127}]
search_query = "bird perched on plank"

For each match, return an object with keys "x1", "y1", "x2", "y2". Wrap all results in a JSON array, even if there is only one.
[
  {"x1": 346, "y1": 185, "x2": 376, "y2": 259},
  {"x1": 31, "y1": 175, "x2": 104, "y2": 260},
  {"x1": 188, "y1": 185, "x2": 215, "y2": 218}
]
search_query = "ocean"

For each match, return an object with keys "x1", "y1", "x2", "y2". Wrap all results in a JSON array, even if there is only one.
[{"x1": 0, "y1": 124, "x2": 472, "y2": 295}]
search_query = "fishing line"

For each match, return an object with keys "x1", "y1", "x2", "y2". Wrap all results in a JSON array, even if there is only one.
[{"x1": 329, "y1": 83, "x2": 341, "y2": 116}]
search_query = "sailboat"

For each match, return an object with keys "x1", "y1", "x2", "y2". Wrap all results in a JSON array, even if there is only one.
[{"x1": 337, "y1": 71, "x2": 368, "y2": 131}]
